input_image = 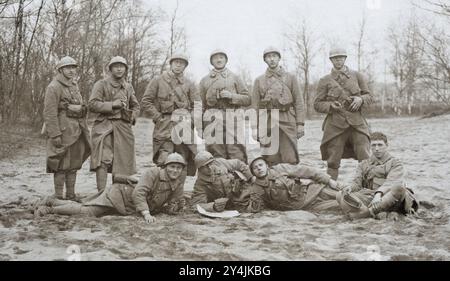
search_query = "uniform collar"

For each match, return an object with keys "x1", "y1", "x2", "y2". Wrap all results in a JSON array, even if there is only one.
[
  {"x1": 107, "y1": 75, "x2": 126, "y2": 89},
  {"x1": 210, "y1": 68, "x2": 228, "y2": 78},
  {"x1": 370, "y1": 152, "x2": 392, "y2": 165},
  {"x1": 159, "y1": 168, "x2": 180, "y2": 190},
  {"x1": 331, "y1": 65, "x2": 350, "y2": 79},
  {"x1": 56, "y1": 73, "x2": 76, "y2": 87},
  {"x1": 164, "y1": 70, "x2": 184, "y2": 84},
  {"x1": 266, "y1": 66, "x2": 284, "y2": 78},
  {"x1": 254, "y1": 177, "x2": 269, "y2": 187}
]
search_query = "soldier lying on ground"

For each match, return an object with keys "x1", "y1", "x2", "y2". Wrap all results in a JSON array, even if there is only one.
[
  {"x1": 246, "y1": 155, "x2": 342, "y2": 213},
  {"x1": 34, "y1": 153, "x2": 187, "y2": 224},
  {"x1": 191, "y1": 151, "x2": 256, "y2": 213},
  {"x1": 336, "y1": 132, "x2": 419, "y2": 219}
]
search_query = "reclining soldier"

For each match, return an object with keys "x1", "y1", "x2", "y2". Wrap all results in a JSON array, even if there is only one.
[
  {"x1": 337, "y1": 132, "x2": 419, "y2": 219},
  {"x1": 191, "y1": 151, "x2": 256, "y2": 213},
  {"x1": 34, "y1": 153, "x2": 187, "y2": 224},
  {"x1": 247, "y1": 155, "x2": 342, "y2": 213}
]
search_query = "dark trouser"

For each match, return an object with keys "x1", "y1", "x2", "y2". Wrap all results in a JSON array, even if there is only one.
[
  {"x1": 262, "y1": 128, "x2": 298, "y2": 166},
  {"x1": 326, "y1": 128, "x2": 370, "y2": 169},
  {"x1": 153, "y1": 139, "x2": 196, "y2": 177},
  {"x1": 206, "y1": 144, "x2": 247, "y2": 163},
  {"x1": 52, "y1": 202, "x2": 114, "y2": 217},
  {"x1": 154, "y1": 140, "x2": 193, "y2": 165},
  {"x1": 96, "y1": 133, "x2": 114, "y2": 192}
]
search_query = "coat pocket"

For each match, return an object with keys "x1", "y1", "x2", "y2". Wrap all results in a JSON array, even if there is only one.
[
  {"x1": 160, "y1": 100, "x2": 175, "y2": 114},
  {"x1": 327, "y1": 86, "x2": 342, "y2": 100},
  {"x1": 372, "y1": 177, "x2": 386, "y2": 189}
]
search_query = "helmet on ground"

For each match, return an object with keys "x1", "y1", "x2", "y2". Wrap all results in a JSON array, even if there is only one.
[{"x1": 337, "y1": 191, "x2": 364, "y2": 214}]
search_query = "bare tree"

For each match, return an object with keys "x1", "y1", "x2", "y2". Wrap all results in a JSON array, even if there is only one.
[
  {"x1": 285, "y1": 18, "x2": 320, "y2": 118},
  {"x1": 160, "y1": 0, "x2": 187, "y2": 73},
  {"x1": 0, "y1": 0, "x2": 175, "y2": 126},
  {"x1": 387, "y1": 14, "x2": 425, "y2": 115},
  {"x1": 353, "y1": 12, "x2": 378, "y2": 89}
]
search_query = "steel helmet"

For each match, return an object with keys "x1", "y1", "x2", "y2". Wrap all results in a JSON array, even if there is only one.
[
  {"x1": 164, "y1": 152, "x2": 186, "y2": 166},
  {"x1": 329, "y1": 48, "x2": 347, "y2": 59},
  {"x1": 194, "y1": 151, "x2": 214, "y2": 169},
  {"x1": 209, "y1": 49, "x2": 228, "y2": 64},
  {"x1": 108, "y1": 56, "x2": 128, "y2": 70},
  {"x1": 56, "y1": 56, "x2": 78, "y2": 70},
  {"x1": 263, "y1": 46, "x2": 281, "y2": 59},
  {"x1": 169, "y1": 53, "x2": 189, "y2": 66}
]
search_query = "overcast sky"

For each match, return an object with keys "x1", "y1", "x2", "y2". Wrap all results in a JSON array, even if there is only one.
[{"x1": 144, "y1": 0, "x2": 432, "y2": 81}]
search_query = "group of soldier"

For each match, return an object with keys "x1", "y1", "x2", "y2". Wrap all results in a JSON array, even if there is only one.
[{"x1": 34, "y1": 46, "x2": 420, "y2": 223}]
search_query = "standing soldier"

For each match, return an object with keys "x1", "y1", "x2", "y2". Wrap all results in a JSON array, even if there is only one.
[
  {"x1": 199, "y1": 49, "x2": 251, "y2": 162},
  {"x1": 314, "y1": 47, "x2": 373, "y2": 180},
  {"x1": 252, "y1": 47, "x2": 305, "y2": 166},
  {"x1": 141, "y1": 53, "x2": 201, "y2": 176},
  {"x1": 89, "y1": 56, "x2": 140, "y2": 192},
  {"x1": 43, "y1": 56, "x2": 91, "y2": 200}
]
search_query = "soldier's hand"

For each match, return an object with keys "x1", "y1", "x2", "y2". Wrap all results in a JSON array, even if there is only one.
[
  {"x1": 112, "y1": 99, "x2": 124, "y2": 109},
  {"x1": 297, "y1": 125, "x2": 305, "y2": 139},
  {"x1": 67, "y1": 104, "x2": 82, "y2": 112},
  {"x1": 369, "y1": 192, "x2": 382, "y2": 207},
  {"x1": 330, "y1": 101, "x2": 342, "y2": 111},
  {"x1": 349, "y1": 96, "x2": 363, "y2": 112},
  {"x1": 213, "y1": 198, "x2": 229, "y2": 212},
  {"x1": 143, "y1": 213, "x2": 156, "y2": 224},
  {"x1": 328, "y1": 179, "x2": 338, "y2": 190},
  {"x1": 342, "y1": 185, "x2": 352, "y2": 194},
  {"x1": 219, "y1": 90, "x2": 233, "y2": 99},
  {"x1": 51, "y1": 136, "x2": 63, "y2": 148}
]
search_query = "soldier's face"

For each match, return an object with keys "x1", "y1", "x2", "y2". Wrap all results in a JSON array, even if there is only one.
[
  {"x1": 330, "y1": 56, "x2": 346, "y2": 69},
  {"x1": 110, "y1": 63, "x2": 127, "y2": 78},
  {"x1": 251, "y1": 159, "x2": 268, "y2": 178},
  {"x1": 166, "y1": 163, "x2": 184, "y2": 180},
  {"x1": 211, "y1": 54, "x2": 227, "y2": 69},
  {"x1": 171, "y1": 59, "x2": 187, "y2": 75},
  {"x1": 199, "y1": 163, "x2": 213, "y2": 176},
  {"x1": 371, "y1": 140, "x2": 388, "y2": 159},
  {"x1": 264, "y1": 53, "x2": 280, "y2": 69},
  {"x1": 60, "y1": 65, "x2": 77, "y2": 79}
]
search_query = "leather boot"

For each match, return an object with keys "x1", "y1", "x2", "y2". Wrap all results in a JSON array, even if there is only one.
[
  {"x1": 96, "y1": 163, "x2": 108, "y2": 192},
  {"x1": 53, "y1": 172, "x2": 65, "y2": 199},
  {"x1": 327, "y1": 167, "x2": 339, "y2": 180},
  {"x1": 52, "y1": 203, "x2": 83, "y2": 216},
  {"x1": 65, "y1": 170, "x2": 77, "y2": 200},
  {"x1": 369, "y1": 191, "x2": 401, "y2": 216}
]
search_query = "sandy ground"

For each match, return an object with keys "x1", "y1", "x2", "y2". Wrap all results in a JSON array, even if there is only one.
[{"x1": 0, "y1": 116, "x2": 449, "y2": 261}]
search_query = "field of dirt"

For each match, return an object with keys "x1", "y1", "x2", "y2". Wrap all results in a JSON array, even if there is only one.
[{"x1": 0, "y1": 116, "x2": 449, "y2": 261}]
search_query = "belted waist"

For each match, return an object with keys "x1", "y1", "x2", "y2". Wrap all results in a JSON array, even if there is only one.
[
  {"x1": 259, "y1": 103, "x2": 292, "y2": 112},
  {"x1": 59, "y1": 108, "x2": 87, "y2": 119}
]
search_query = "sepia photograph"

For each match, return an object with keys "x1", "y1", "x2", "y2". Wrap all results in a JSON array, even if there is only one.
[{"x1": 0, "y1": 0, "x2": 449, "y2": 265}]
